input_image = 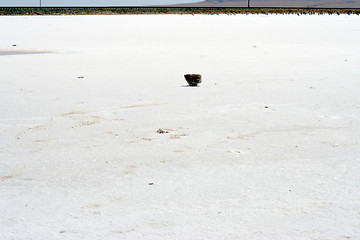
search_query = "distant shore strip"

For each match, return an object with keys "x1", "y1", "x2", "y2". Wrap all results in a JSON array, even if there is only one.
[{"x1": 1, "y1": 7, "x2": 360, "y2": 15}]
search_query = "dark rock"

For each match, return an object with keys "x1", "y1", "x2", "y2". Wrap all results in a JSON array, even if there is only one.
[{"x1": 184, "y1": 74, "x2": 202, "y2": 86}]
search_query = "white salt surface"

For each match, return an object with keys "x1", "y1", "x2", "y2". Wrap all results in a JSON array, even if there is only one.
[{"x1": 0, "y1": 14, "x2": 360, "y2": 239}]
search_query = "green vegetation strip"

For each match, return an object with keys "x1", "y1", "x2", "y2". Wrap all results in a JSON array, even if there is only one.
[{"x1": 0, "y1": 7, "x2": 359, "y2": 15}]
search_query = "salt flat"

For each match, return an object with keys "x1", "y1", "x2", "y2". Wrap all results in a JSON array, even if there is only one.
[{"x1": 0, "y1": 15, "x2": 360, "y2": 240}]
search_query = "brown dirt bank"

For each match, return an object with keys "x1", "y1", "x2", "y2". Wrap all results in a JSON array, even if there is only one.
[
  {"x1": 166, "y1": 0, "x2": 360, "y2": 8},
  {"x1": 0, "y1": 7, "x2": 359, "y2": 15}
]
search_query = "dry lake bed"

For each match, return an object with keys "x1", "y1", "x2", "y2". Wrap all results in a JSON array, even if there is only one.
[{"x1": 0, "y1": 14, "x2": 360, "y2": 239}]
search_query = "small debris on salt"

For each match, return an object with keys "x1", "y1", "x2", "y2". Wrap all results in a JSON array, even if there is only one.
[{"x1": 156, "y1": 128, "x2": 168, "y2": 134}]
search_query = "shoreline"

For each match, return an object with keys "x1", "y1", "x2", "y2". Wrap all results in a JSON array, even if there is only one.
[{"x1": 1, "y1": 7, "x2": 360, "y2": 15}]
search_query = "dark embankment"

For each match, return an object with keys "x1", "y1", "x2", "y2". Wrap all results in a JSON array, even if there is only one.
[{"x1": 0, "y1": 7, "x2": 360, "y2": 15}]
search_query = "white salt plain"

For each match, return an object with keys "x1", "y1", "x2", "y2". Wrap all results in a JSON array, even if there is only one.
[{"x1": 0, "y1": 14, "x2": 360, "y2": 239}]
